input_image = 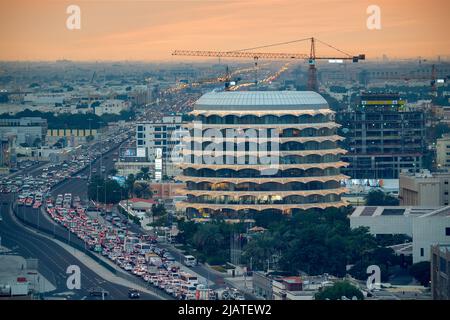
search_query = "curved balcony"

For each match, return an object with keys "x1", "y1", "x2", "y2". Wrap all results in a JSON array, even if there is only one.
[
  {"x1": 177, "y1": 200, "x2": 349, "y2": 212},
  {"x1": 179, "y1": 161, "x2": 348, "y2": 171},
  {"x1": 184, "y1": 122, "x2": 341, "y2": 130},
  {"x1": 185, "y1": 135, "x2": 345, "y2": 145},
  {"x1": 183, "y1": 187, "x2": 347, "y2": 198},
  {"x1": 178, "y1": 174, "x2": 348, "y2": 184},
  {"x1": 188, "y1": 127, "x2": 338, "y2": 138}
]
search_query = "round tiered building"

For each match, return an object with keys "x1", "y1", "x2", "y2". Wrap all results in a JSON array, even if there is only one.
[{"x1": 178, "y1": 91, "x2": 348, "y2": 219}]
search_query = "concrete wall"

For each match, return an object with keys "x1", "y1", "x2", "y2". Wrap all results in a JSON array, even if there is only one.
[
  {"x1": 413, "y1": 216, "x2": 450, "y2": 263},
  {"x1": 350, "y1": 215, "x2": 414, "y2": 237},
  {"x1": 400, "y1": 175, "x2": 441, "y2": 206}
]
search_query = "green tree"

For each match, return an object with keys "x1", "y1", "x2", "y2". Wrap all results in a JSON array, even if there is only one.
[
  {"x1": 88, "y1": 175, "x2": 125, "y2": 204},
  {"x1": 125, "y1": 174, "x2": 136, "y2": 196},
  {"x1": 136, "y1": 166, "x2": 151, "y2": 180},
  {"x1": 365, "y1": 189, "x2": 399, "y2": 206},
  {"x1": 151, "y1": 203, "x2": 167, "y2": 216},
  {"x1": 133, "y1": 181, "x2": 152, "y2": 199},
  {"x1": 32, "y1": 138, "x2": 42, "y2": 148},
  {"x1": 315, "y1": 281, "x2": 364, "y2": 300},
  {"x1": 409, "y1": 261, "x2": 431, "y2": 286},
  {"x1": 243, "y1": 208, "x2": 380, "y2": 277}
]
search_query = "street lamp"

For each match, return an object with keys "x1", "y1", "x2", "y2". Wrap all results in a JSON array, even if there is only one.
[
  {"x1": 98, "y1": 121, "x2": 104, "y2": 179},
  {"x1": 88, "y1": 118, "x2": 93, "y2": 180}
]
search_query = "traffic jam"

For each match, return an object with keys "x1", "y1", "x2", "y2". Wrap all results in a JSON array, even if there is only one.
[
  {"x1": 3, "y1": 156, "x2": 91, "y2": 201},
  {"x1": 1, "y1": 128, "x2": 130, "y2": 197},
  {"x1": 41, "y1": 193, "x2": 220, "y2": 300},
  {"x1": 2, "y1": 126, "x2": 245, "y2": 301}
]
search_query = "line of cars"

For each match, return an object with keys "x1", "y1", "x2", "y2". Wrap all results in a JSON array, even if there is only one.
[
  {"x1": 44, "y1": 195, "x2": 219, "y2": 300},
  {"x1": 9, "y1": 155, "x2": 92, "y2": 209},
  {"x1": 2, "y1": 155, "x2": 91, "y2": 197},
  {"x1": 1, "y1": 126, "x2": 132, "y2": 196}
]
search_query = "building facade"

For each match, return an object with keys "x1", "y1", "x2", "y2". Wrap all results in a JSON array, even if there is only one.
[
  {"x1": 136, "y1": 115, "x2": 184, "y2": 179},
  {"x1": 0, "y1": 134, "x2": 16, "y2": 171},
  {"x1": 94, "y1": 99, "x2": 130, "y2": 116},
  {"x1": 431, "y1": 245, "x2": 450, "y2": 300},
  {"x1": 0, "y1": 117, "x2": 47, "y2": 146},
  {"x1": 337, "y1": 93, "x2": 426, "y2": 179},
  {"x1": 436, "y1": 134, "x2": 450, "y2": 169},
  {"x1": 177, "y1": 91, "x2": 348, "y2": 219},
  {"x1": 399, "y1": 170, "x2": 450, "y2": 206},
  {"x1": 350, "y1": 205, "x2": 450, "y2": 263},
  {"x1": 46, "y1": 128, "x2": 98, "y2": 147}
]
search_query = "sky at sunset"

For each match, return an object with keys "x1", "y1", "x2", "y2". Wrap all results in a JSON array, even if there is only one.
[{"x1": 0, "y1": 0, "x2": 449, "y2": 61}]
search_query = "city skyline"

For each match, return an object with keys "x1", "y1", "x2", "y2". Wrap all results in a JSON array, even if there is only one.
[{"x1": 0, "y1": 0, "x2": 449, "y2": 61}]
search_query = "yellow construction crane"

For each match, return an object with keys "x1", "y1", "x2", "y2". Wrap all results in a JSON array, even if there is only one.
[{"x1": 172, "y1": 37, "x2": 365, "y2": 91}]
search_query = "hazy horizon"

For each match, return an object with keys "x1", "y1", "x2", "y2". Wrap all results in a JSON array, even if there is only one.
[{"x1": 1, "y1": 0, "x2": 449, "y2": 62}]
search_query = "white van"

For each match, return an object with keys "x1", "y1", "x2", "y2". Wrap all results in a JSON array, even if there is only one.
[
  {"x1": 184, "y1": 255, "x2": 197, "y2": 267},
  {"x1": 180, "y1": 273, "x2": 198, "y2": 286}
]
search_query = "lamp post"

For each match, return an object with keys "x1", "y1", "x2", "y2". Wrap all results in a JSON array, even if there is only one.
[
  {"x1": 96, "y1": 185, "x2": 102, "y2": 219},
  {"x1": 98, "y1": 121, "x2": 104, "y2": 178},
  {"x1": 88, "y1": 118, "x2": 92, "y2": 180},
  {"x1": 113, "y1": 189, "x2": 123, "y2": 215}
]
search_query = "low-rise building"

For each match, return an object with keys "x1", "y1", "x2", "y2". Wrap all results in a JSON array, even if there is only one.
[
  {"x1": 350, "y1": 206, "x2": 450, "y2": 263},
  {"x1": 0, "y1": 117, "x2": 47, "y2": 146},
  {"x1": 272, "y1": 276, "x2": 303, "y2": 300},
  {"x1": 94, "y1": 99, "x2": 130, "y2": 116},
  {"x1": 118, "y1": 197, "x2": 156, "y2": 220},
  {"x1": 252, "y1": 271, "x2": 330, "y2": 300},
  {"x1": 115, "y1": 161, "x2": 152, "y2": 177},
  {"x1": 46, "y1": 128, "x2": 98, "y2": 147},
  {"x1": 399, "y1": 170, "x2": 450, "y2": 206},
  {"x1": 23, "y1": 93, "x2": 66, "y2": 106}
]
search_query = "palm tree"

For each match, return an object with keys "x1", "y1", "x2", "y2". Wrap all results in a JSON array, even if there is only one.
[{"x1": 137, "y1": 167, "x2": 151, "y2": 180}]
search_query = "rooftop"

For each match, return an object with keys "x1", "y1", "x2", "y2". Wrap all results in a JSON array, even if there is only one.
[
  {"x1": 351, "y1": 206, "x2": 441, "y2": 217},
  {"x1": 419, "y1": 206, "x2": 450, "y2": 218},
  {"x1": 194, "y1": 91, "x2": 329, "y2": 111}
]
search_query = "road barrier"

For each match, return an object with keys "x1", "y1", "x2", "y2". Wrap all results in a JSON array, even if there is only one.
[{"x1": 11, "y1": 203, "x2": 173, "y2": 299}]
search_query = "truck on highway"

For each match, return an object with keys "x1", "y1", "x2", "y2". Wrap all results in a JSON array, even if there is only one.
[{"x1": 145, "y1": 253, "x2": 163, "y2": 267}]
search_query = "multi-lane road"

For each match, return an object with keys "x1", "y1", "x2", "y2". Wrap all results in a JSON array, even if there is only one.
[
  {"x1": 0, "y1": 194, "x2": 159, "y2": 300},
  {"x1": 0, "y1": 136, "x2": 165, "y2": 300},
  {"x1": 1, "y1": 129, "x2": 254, "y2": 299}
]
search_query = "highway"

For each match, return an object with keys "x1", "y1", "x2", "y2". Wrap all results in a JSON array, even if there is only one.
[
  {"x1": 0, "y1": 135, "x2": 166, "y2": 300},
  {"x1": 0, "y1": 194, "x2": 159, "y2": 300},
  {"x1": 2, "y1": 130, "x2": 254, "y2": 299}
]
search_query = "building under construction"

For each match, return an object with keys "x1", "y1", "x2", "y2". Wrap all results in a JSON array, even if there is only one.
[{"x1": 337, "y1": 93, "x2": 426, "y2": 179}]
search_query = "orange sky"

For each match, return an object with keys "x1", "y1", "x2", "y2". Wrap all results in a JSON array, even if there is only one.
[{"x1": 0, "y1": 0, "x2": 449, "y2": 61}]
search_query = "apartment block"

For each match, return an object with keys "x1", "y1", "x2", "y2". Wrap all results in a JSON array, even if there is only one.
[
  {"x1": 136, "y1": 115, "x2": 184, "y2": 179},
  {"x1": 337, "y1": 93, "x2": 426, "y2": 179}
]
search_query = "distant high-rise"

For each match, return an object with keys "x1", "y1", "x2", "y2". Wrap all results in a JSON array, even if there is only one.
[
  {"x1": 178, "y1": 91, "x2": 348, "y2": 220},
  {"x1": 136, "y1": 115, "x2": 183, "y2": 180},
  {"x1": 337, "y1": 93, "x2": 426, "y2": 179}
]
